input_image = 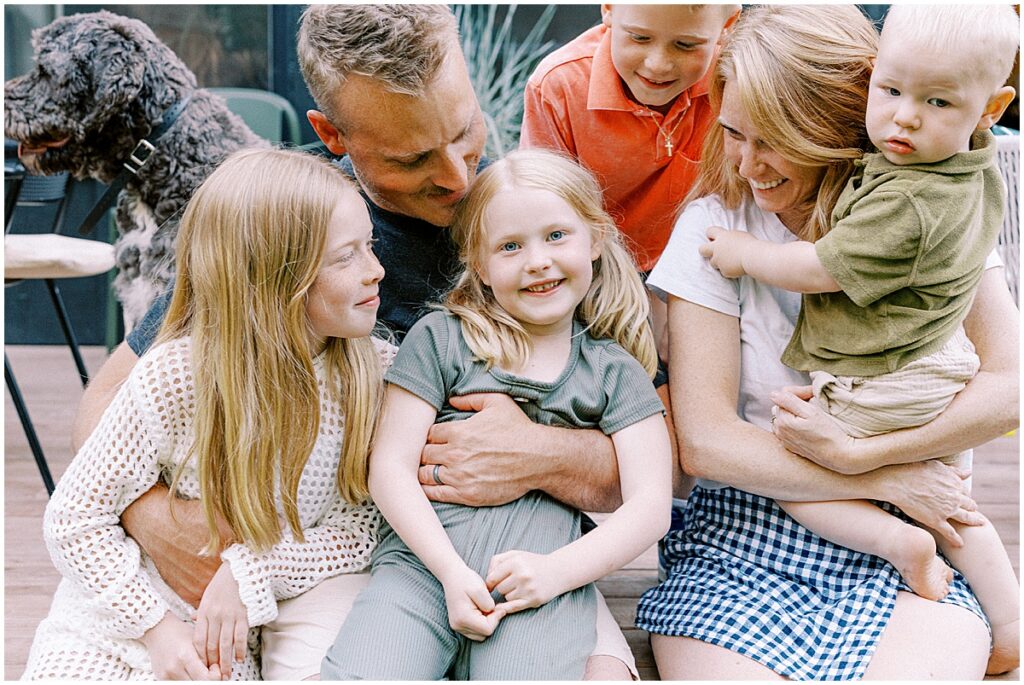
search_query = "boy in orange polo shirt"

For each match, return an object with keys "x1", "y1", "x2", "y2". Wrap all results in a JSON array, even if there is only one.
[
  {"x1": 521, "y1": 4, "x2": 740, "y2": 357},
  {"x1": 522, "y1": 5, "x2": 740, "y2": 271},
  {"x1": 522, "y1": 5, "x2": 739, "y2": 511}
]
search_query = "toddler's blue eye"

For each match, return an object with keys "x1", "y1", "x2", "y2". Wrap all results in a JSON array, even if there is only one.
[
  {"x1": 927, "y1": 98, "x2": 950, "y2": 108},
  {"x1": 501, "y1": 242, "x2": 519, "y2": 252},
  {"x1": 548, "y1": 230, "x2": 566, "y2": 241}
]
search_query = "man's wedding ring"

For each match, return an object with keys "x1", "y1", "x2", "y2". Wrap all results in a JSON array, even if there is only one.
[{"x1": 432, "y1": 464, "x2": 444, "y2": 486}]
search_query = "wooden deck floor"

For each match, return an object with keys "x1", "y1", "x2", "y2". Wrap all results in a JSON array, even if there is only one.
[{"x1": 4, "y1": 345, "x2": 1019, "y2": 680}]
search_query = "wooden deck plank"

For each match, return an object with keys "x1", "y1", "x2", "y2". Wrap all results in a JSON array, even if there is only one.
[{"x1": 4, "y1": 345, "x2": 1019, "y2": 680}]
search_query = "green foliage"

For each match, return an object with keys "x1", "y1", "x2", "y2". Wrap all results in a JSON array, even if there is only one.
[{"x1": 455, "y1": 5, "x2": 556, "y2": 158}]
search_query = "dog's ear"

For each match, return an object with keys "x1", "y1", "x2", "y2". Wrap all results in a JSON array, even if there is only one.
[{"x1": 76, "y1": 15, "x2": 147, "y2": 134}]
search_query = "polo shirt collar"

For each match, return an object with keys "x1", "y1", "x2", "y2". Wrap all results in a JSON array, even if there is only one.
[{"x1": 588, "y1": 26, "x2": 636, "y2": 112}]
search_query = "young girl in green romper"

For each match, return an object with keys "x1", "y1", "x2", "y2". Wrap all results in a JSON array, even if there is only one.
[{"x1": 322, "y1": 149, "x2": 672, "y2": 679}]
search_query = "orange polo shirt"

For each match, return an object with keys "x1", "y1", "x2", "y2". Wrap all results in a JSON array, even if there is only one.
[{"x1": 521, "y1": 24, "x2": 716, "y2": 271}]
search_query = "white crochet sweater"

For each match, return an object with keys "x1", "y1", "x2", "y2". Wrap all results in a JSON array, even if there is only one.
[{"x1": 41, "y1": 336, "x2": 393, "y2": 663}]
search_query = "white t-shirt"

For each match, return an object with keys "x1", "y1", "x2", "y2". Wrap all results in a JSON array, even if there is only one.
[{"x1": 647, "y1": 193, "x2": 1000, "y2": 490}]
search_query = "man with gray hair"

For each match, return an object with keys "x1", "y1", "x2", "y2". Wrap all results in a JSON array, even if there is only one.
[{"x1": 73, "y1": 4, "x2": 638, "y2": 680}]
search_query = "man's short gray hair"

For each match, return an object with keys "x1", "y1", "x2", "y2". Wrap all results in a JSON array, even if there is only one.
[{"x1": 298, "y1": 4, "x2": 459, "y2": 127}]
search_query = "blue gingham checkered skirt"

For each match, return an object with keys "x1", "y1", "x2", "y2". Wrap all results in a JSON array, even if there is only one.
[{"x1": 636, "y1": 486, "x2": 988, "y2": 680}]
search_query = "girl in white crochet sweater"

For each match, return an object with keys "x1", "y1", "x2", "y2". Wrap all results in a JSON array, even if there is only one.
[{"x1": 23, "y1": 149, "x2": 391, "y2": 680}]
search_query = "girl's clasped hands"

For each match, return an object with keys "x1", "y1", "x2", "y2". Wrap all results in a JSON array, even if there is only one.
[
  {"x1": 442, "y1": 549, "x2": 574, "y2": 642},
  {"x1": 140, "y1": 563, "x2": 247, "y2": 680}
]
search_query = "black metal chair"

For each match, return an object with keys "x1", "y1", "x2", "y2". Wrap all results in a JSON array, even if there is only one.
[{"x1": 5, "y1": 155, "x2": 116, "y2": 496}]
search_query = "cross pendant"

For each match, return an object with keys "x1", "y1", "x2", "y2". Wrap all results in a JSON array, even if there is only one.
[{"x1": 664, "y1": 137, "x2": 674, "y2": 158}]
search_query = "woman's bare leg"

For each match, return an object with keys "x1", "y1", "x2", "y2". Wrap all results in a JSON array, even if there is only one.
[
  {"x1": 864, "y1": 590, "x2": 989, "y2": 679},
  {"x1": 651, "y1": 634, "x2": 785, "y2": 680}
]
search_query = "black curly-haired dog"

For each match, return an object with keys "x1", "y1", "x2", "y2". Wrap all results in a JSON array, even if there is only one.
[{"x1": 4, "y1": 10, "x2": 269, "y2": 327}]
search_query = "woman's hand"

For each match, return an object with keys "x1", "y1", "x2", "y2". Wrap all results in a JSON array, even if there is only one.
[
  {"x1": 770, "y1": 386, "x2": 869, "y2": 473},
  {"x1": 879, "y1": 460, "x2": 985, "y2": 546},
  {"x1": 141, "y1": 613, "x2": 219, "y2": 680},
  {"x1": 486, "y1": 550, "x2": 566, "y2": 615},
  {"x1": 193, "y1": 563, "x2": 248, "y2": 680},
  {"x1": 440, "y1": 564, "x2": 505, "y2": 642}
]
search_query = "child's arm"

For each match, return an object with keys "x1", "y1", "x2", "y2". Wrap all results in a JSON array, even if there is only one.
[
  {"x1": 193, "y1": 562, "x2": 248, "y2": 679},
  {"x1": 699, "y1": 226, "x2": 841, "y2": 293},
  {"x1": 44, "y1": 371, "x2": 175, "y2": 640},
  {"x1": 370, "y1": 385, "x2": 505, "y2": 640},
  {"x1": 47, "y1": 350, "x2": 219, "y2": 678},
  {"x1": 486, "y1": 414, "x2": 672, "y2": 613}
]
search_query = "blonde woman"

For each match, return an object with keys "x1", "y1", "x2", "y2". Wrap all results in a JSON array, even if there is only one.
[
  {"x1": 323, "y1": 149, "x2": 671, "y2": 680},
  {"x1": 23, "y1": 148, "x2": 390, "y2": 680},
  {"x1": 637, "y1": 5, "x2": 1018, "y2": 680}
]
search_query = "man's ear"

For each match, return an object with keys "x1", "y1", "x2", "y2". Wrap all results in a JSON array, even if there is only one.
[
  {"x1": 601, "y1": 4, "x2": 613, "y2": 29},
  {"x1": 976, "y1": 86, "x2": 1016, "y2": 131},
  {"x1": 307, "y1": 110, "x2": 348, "y2": 156}
]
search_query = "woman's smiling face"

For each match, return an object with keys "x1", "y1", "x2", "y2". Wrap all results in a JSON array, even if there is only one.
[{"x1": 719, "y1": 79, "x2": 826, "y2": 232}]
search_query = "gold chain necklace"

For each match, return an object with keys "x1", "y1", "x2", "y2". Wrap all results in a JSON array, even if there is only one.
[{"x1": 643, "y1": 106, "x2": 685, "y2": 158}]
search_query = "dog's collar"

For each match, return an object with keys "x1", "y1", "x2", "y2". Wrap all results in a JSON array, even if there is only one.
[
  {"x1": 77, "y1": 95, "x2": 193, "y2": 236},
  {"x1": 123, "y1": 94, "x2": 193, "y2": 175}
]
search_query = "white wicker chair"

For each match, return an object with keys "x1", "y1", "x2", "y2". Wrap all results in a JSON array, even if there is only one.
[{"x1": 995, "y1": 134, "x2": 1020, "y2": 303}]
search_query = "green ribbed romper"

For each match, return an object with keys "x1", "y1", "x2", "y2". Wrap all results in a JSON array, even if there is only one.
[{"x1": 322, "y1": 312, "x2": 664, "y2": 680}]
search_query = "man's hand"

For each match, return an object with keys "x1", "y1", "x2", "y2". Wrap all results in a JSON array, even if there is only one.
[
  {"x1": 419, "y1": 393, "x2": 537, "y2": 506},
  {"x1": 698, "y1": 226, "x2": 754, "y2": 278},
  {"x1": 120, "y1": 484, "x2": 234, "y2": 607},
  {"x1": 141, "y1": 613, "x2": 219, "y2": 680}
]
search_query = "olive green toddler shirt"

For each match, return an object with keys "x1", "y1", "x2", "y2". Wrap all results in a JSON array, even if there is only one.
[{"x1": 783, "y1": 130, "x2": 1003, "y2": 376}]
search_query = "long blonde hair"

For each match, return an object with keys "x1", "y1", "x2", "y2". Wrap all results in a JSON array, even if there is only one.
[
  {"x1": 689, "y1": 5, "x2": 877, "y2": 241},
  {"x1": 156, "y1": 148, "x2": 384, "y2": 553},
  {"x1": 446, "y1": 149, "x2": 657, "y2": 377}
]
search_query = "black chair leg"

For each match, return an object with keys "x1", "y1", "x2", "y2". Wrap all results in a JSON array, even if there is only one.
[
  {"x1": 45, "y1": 279, "x2": 89, "y2": 387},
  {"x1": 5, "y1": 354, "x2": 56, "y2": 496}
]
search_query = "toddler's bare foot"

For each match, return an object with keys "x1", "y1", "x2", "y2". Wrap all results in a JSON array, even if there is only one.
[
  {"x1": 987, "y1": 618, "x2": 1020, "y2": 675},
  {"x1": 887, "y1": 525, "x2": 952, "y2": 601}
]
